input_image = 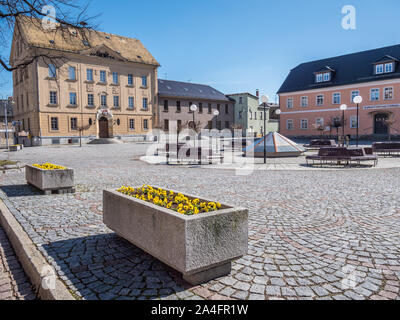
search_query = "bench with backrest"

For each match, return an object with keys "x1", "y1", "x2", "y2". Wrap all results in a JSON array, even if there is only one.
[
  {"x1": 306, "y1": 147, "x2": 378, "y2": 167},
  {"x1": 372, "y1": 142, "x2": 400, "y2": 156},
  {"x1": 165, "y1": 143, "x2": 224, "y2": 164},
  {"x1": 304, "y1": 139, "x2": 337, "y2": 149}
]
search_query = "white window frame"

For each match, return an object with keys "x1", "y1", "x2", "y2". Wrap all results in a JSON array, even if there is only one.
[
  {"x1": 286, "y1": 119, "x2": 294, "y2": 130},
  {"x1": 142, "y1": 75, "x2": 148, "y2": 87},
  {"x1": 143, "y1": 119, "x2": 149, "y2": 130},
  {"x1": 316, "y1": 74, "x2": 323, "y2": 83},
  {"x1": 370, "y1": 88, "x2": 380, "y2": 101},
  {"x1": 68, "y1": 66, "x2": 76, "y2": 80},
  {"x1": 323, "y1": 72, "x2": 331, "y2": 82},
  {"x1": 315, "y1": 118, "x2": 324, "y2": 128},
  {"x1": 375, "y1": 64, "x2": 384, "y2": 74},
  {"x1": 112, "y1": 72, "x2": 119, "y2": 85},
  {"x1": 87, "y1": 68, "x2": 93, "y2": 81},
  {"x1": 128, "y1": 97, "x2": 134, "y2": 109},
  {"x1": 113, "y1": 95, "x2": 120, "y2": 107},
  {"x1": 129, "y1": 118, "x2": 135, "y2": 130},
  {"x1": 300, "y1": 119, "x2": 308, "y2": 130},
  {"x1": 316, "y1": 94, "x2": 324, "y2": 106},
  {"x1": 351, "y1": 90, "x2": 359, "y2": 103},
  {"x1": 142, "y1": 97, "x2": 148, "y2": 110},
  {"x1": 88, "y1": 94, "x2": 94, "y2": 106},
  {"x1": 128, "y1": 74, "x2": 133, "y2": 86},
  {"x1": 70, "y1": 117, "x2": 78, "y2": 131},
  {"x1": 385, "y1": 62, "x2": 394, "y2": 73},
  {"x1": 332, "y1": 93, "x2": 341, "y2": 104},
  {"x1": 100, "y1": 70, "x2": 106, "y2": 83},
  {"x1": 287, "y1": 98, "x2": 293, "y2": 109},
  {"x1": 49, "y1": 91, "x2": 57, "y2": 105},
  {"x1": 69, "y1": 92, "x2": 77, "y2": 106},
  {"x1": 48, "y1": 64, "x2": 56, "y2": 78},
  {"x1": 101, "y1": 95, "x2": 107, "y2": 107},
  {"x1": 350, "y1": 115, "x2": 359, "y2": 128},
  {"x1": 384, "y1": 87, "x2": 394, "y2": 100},
  {"x1": 301, "y1": 96, "x2": 308, "y2": 108}
]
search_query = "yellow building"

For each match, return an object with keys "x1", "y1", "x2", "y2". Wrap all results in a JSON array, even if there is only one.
[{"x1": 11, "y1": 17, "x2": 159, "y2": 145}]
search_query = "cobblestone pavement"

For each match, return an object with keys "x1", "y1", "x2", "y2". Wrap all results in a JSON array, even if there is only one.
[
  {"x1": 0, "y1": 226, "x2": 36, "y2": 300},
  {"x1": 1, "y1": 143, "x2": 400, "y2": 300}
]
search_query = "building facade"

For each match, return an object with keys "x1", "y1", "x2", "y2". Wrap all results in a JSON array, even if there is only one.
[
  {"x1": 227, "y1": 92, "x2": 278, "y2": 137},
  {"x1": 157, "y1": 80, "x2": 234, "y2": 133},
  {"x1": 11, "y1": 16, "x2": 159, "y2": 146},
  {"x1": 278, "y1": 44, "x2": 400, "y2": 139}
]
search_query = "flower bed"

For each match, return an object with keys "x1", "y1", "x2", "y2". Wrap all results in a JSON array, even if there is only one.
[
  {"x1": 117, "y1": 185, "x2": 222, "y2": 215},
  {"x1": 32, "y1": 163, "x2": 67, "y2": 170},
  {"x1": 103, "y1": 186, "x2": 248, "y2": 285}
]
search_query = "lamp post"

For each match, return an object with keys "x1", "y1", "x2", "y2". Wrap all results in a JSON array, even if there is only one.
[
  {"x1": 190, "y1": 104, "x2": 198, "y2": 161},
  {"x1": 340, "y1": 104, "x2": 347, "y2": 140},
  {"x1": 353, "y1": 96, "x2": 363, "y2": 147},
  {"x1": 275, "y1": 109, "x2": 281, "y2": 133},
  {"x1": 261, "y1": 95, "x2": 270, "y2": 164},
  {"x1": 2, "y1": 98, "x2": 10, "y2": 150}
]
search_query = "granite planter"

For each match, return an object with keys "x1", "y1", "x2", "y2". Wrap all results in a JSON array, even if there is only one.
[
  {"x1": 25, "y1": 165, "x2": 75, "y2": 195},
  {"x1": 103, "y1": 187, "x2": 248, "y2": 285}
]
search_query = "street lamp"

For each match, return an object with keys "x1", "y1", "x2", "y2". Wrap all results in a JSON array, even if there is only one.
[
  {"x1": 190, "y1": 104, "x2": 198, "y2": 161},
  {"x1": 353, "y1": 96, "x2": 363, "y2": 147},
  {"x1": 340, "y1": 104, "x2": 348, "y2": 139},
  {"x1": 261, "y1": 95, "x2": 270, "y2": 164},
  {"x1": 275, "y1": 109, "x2": 281, "y2": 133}
]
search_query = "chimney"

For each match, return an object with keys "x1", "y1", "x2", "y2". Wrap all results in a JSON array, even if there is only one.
[{"x1": 256, "y1": 89, "x2": 259, "y2": 97}]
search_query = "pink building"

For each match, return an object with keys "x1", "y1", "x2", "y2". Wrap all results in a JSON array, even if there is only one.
[{"x1": 277, "y1": 45, "x2": 400, "y2": 139}]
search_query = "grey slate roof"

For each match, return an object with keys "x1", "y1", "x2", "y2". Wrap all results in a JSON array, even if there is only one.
[
  {"x1": 278, "y1": 44, "x2": 400, "y2": 94},
  {"x1": 158, "y1": 79, "x2": 231, "y2": 102}
]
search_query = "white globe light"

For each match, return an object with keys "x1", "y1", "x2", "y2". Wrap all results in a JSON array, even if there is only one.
[
  {"x1": 353, "y1": 96, "x2": 363, "y2": 104},
  {"x1": 340, "y1": 104, "x2": 348, "y2": 111},
  {"x1": 261, "y1": 95, "x2": 269, "y2": 103},
  {"x1": 275, "y1": 109, "x2": 281, "y2": 115},
  {"x1": 213, "y1": 110, "x2": 219, "y2": 116},
  {"x1": 190, "y1": 104, "x2": 197, "y2": 112}
]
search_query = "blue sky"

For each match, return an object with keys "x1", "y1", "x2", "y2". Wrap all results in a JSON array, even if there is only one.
[{"x1": 1, "y1": 0, "x2": 400, "y2": 102}]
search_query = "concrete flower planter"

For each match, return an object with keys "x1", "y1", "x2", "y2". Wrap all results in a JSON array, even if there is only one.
[
  {"x1": 103, "y1": 188, "x2": 248, "y2": 285},
  {"x1": 25, "y1": 165, "x2": 75, "y2": 195}
]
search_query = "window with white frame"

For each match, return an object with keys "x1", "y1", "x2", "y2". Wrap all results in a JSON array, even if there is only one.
[
  {"x1": 287, "y1": 98, "x2": 293, "y2": 109},
  {"x1": 384, "y1": 87, "x2": 393, "y2": 100},
  {"x1": 333, "y1": 93, "x2": 341, "y2": 104},
  {"x1": 143, "y1": 119, "x2": 148, "y2": 130},
  {"x1": 316, "y1": 74, "x2": 323, "y2": 83},
  {"x1": 86, "y1": 68, "x2": 93, "y2": 81},
  {"x1": 300, "y1": 119, "x2": 308, "y2": 130},
  {"x1": 301, "y1": 96, "x2": 308, "y2": 107},
  {"x1": 68, "y1": 66, "x2": 76, "y2": 80},
  {"x1": 129, "y1": 118, "x2": 135, "y2": 130},
  {"x1": 51, "y1": 117, "x2": 58, "y2": 130},
  {"x1": 316, "y1": 118, "x2": 324, "y2": 128},
  {"x1": 351, "y1": 90, "x2": 359, "y2": 103},
  {"x1": 370, "y1": 88, "x2": 380, "y2": 101},
  {"x1": 286, "y1": 120, "x2": 294, "y2": 130},
  {"x1": 350, "y1": 115, "x2": 358, "y2": 128},
  {"x1": 88, "y1": 94, "x2": 94, "y2": 106},
  {"x1": 375, "y1": 64, "x2": 384, "y2": 74},
  {"x1": 142, "y1": 75, "x2": 147, "y2": 87},
  {"x1": 128, "y1": 74, "x2": 133, "y2": 86},
  {"x1": 316, "y1": 95, "x2": 324, "y2": 106},
  {"x1": 70, "y1": 117, "x2": 78, "y2": 130},
  {"x1": 101, "y1": 94, "x2": 107, "y2": 107},
  {"x1": 100, "y1": 70, "x2": 106, "y2": 83},
  {"x1": 49, "y1": 91, "x2": 57, "y2": 105},
  {"x1": 385, "y1": 63, "x2": 394, "y2": 73},
  {"x1": 128, "y1": 97, "x2": 134, "y2": 109},
  {"x1": 112, "y1": 72, "x2": 119, "y2": 84},
  {"x1": 69, "y1": 92, "x2": 77, "y2": 105},
  {"x1": 113, "y1": 96, "x2": 120, "y2": 107},
  {"x1": 142, "y1": 98, "x2": 148, "y2": 110},
  {"x1": 323, "y1": 72, "x2": 331, "y2": 82}
]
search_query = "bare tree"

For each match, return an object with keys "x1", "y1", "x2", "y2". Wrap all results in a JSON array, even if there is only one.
[
  {"x1": 383, "y1": 115, "x2": 399, "y2": 141},
  {"x1": 0, "y1": 0, "x2": 97, "y2": 73}
]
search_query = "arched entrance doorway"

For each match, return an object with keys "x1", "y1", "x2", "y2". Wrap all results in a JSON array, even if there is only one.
[
  {"x1": 374, "y1": 113, "x2": 389, "y2": 135},
  {"x1": 98, "y1": 117, "x2": 109, "y2": 138}
]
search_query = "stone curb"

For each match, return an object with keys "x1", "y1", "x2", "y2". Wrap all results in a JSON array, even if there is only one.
[{"x1": 0, "y1": 199, "x2": 74, "y2": 300}]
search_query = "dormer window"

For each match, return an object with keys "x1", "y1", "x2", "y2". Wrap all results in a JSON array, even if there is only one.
[
  {"x1": 375, "y1": 64, "x2": 384, "y2": 74},
  {"x1": 323, "y1": 72, "x2": 331, "y2": 82},
  {"x1": 315, "y1": 71, "x2": 332, "y2": 83},
  {"x1": 373, "y1": 56, "x2": 398, "y2": 75},
  {"x1": 385, "y1": 62, "x2": 394, "y2": 73}
]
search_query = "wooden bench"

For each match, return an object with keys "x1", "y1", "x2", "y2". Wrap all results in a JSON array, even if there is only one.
[
  {"x1": 372, "y1": 142, "x2": 400, "y2": 156},
  {"x1": 306, "y1": 147, "x2": 378, "y2": 167},
  {"x1": 304, "y1": 139, "x2": 337, "y2": 149}
]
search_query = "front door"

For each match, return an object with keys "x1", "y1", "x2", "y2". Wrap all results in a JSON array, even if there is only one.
[
  {"x1": 99, "y1": 117, "x2": 109, "y2": 138},
  {"x1": 374, "y1": 113, "x2": 389, "y2": 135}
]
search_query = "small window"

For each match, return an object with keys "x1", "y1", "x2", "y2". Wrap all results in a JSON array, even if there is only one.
[
  {"x1": 323, "y1": 72, "x2": 330, "y2": 82},
  {"x1": 316, "y1": 118, "x2": 324, "y2": 128},
  {"x1": 128, "y1": 74, "x2": 133, "y2": 86},
  {"x1": 113, "y1": 96, "x2": 120, "y2": 107},
  {"x1": 143, "y1": 119, "x2": 149, "y2": 130},
  {"x1": 112, "y1": 72, "x2": 118, "y2": 84},
  {"x1": 300, "y1": 119, "x2": 308, "y2": 130},
  {"x1": 164, "y1": 100, "x2": 168, "y2": 112},
  {"x1": 375, "y1": 64, "x2": 384, "y2": 74},
  {"x1": 316, "y1": 95, "x2": 324, "y2": 106},
  {"x1": 68, "y1": 66, "x2": 76, "y2": 80},
  {"x1": 101, "y1": 94, "x2": 107, "y2": 107},
  {"x1": 208, "y1": 103, "x2": 212, "y2": 113},
  {"x1": 333, "y1": 93, "x2": 341, "y2": 104},
  {"x1": 350, "y1": 116, "x2": 359, "y2": 128},
  {"x1": 286, "y1": 120, "x2": 294, "y2": 130},
  {"x1": 385, "y1": 63, "x2": 394, "y2": 73},
  {"x1": 142, "y1": 98, "x2": 148, "y2": 110},
  {"x1": 177, "y1": 101, "x2": 181, "y2": 112},
  {"x1": 141, "y1": 75, "x2": 147, "y2": 87},
  {"x1": 164, "y1": 119, "x2": 169, "y2": 131},
  {"x1": 301, "y1": 96, "x2": 308, "y2": 107},
  {"x1": 287, "y1": 98, "x2": 293, "y2": 109},
  {"x1": 70, "y1": 117, "x2": 78, "y2": 130},
  {"x1": 239, "y1": 97, "x2": 243, "y2": 104},
  {"x1": 370, "y1": 89, "x2": 380, "y2": 101},
  {"x1": 69, "y1": 92, "x2": 77, "y2": 105},
  {"x1": 100, "y1": 70, "x2": 106, "y2": 83},
  {"x1": 49, "y1": 64, "x2": 56, "y2": 78},
  {"x1": 87, "y1": 68, "x2": 93, "y2": 81},
  {"x1": 199, "y1": 103, "x2": 203, "y2": 113},
  {"x1": 128, "y1": 97, "x2": 134, "y2": 109},
  {"x1": 384, "y1": 87, "x2": 393, "y2": 100},
  {"x1": 51, "y1": 117, "x2": 59, "y2": 130},
  {"x1": 316, "y1": 74, "x2": 323, "y2": 83},
  {"x1": 225, "y1": 121, "x2": 230, "y2": 129},
  {"x1": 129, "y1": 118, "x2": 135, "y2": 130},
  {"x1": 225, "y1": 104, "x2": 229, "y2": 114},
  {"x1": 351, "y1": 90, "x2": 360, "y2": 103},
  {"x1": 88, "y1": 94, "x2": 94, "y2": 106},
  {"x1": 50, "y1": 91, "x2": 57, "y2": 105}
]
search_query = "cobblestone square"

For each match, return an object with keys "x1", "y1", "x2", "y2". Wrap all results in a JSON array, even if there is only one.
[{"x1": 0, "y1": 143, "x2": 400, "y2": 300}]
